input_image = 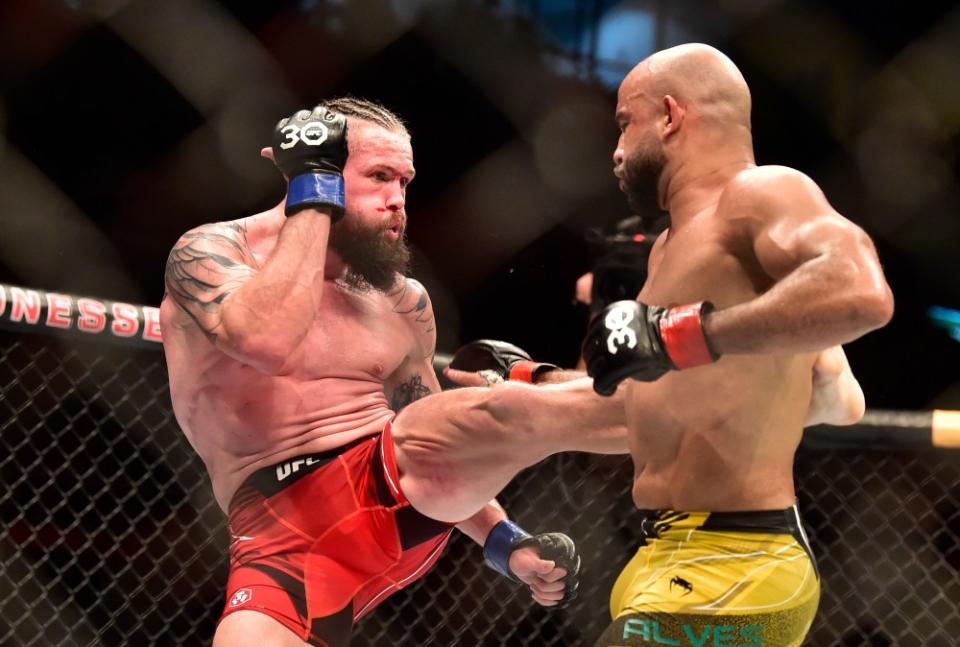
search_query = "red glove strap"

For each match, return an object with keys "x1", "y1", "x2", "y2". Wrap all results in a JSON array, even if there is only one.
[
  {"x1": 509, "y1": 360, "x2": 554, "y2": 383},
  {"x1": 658, "y1": 302, "x2": 718, "y2": 370}
]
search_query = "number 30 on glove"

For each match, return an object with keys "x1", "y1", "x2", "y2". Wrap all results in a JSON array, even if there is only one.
[{"x1": 582, "y1": 300, "x2": 720, "y2": 396}]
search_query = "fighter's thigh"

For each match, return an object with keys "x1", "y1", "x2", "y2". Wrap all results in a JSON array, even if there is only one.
[
  {"x1": 391, "y1": 385, "x2": 535, "y2": 520},
  {"x1": 214, "y1": 611, "x2": 310, "y2": 647},
  {"x1": 391, "y1": 385, "x2": 511, "y2": 472}
]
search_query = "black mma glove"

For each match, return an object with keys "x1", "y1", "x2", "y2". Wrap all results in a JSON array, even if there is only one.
[
  {"x1": 449, "y1": 339, "x2": 558, "y2": 384},
  {"x1": 582, "y1": 300, "x2": 720, "y2": 396},
  {"x1": 271, "y1": 105, "x2": 349, "y2": 219},
  {"x1": 483, "y1": 520, "x2": 580, "y2": 608}
]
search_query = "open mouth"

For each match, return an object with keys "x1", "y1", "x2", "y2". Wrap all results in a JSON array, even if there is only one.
[{"x1": 385, "y1": 220, "x2": 403, "y2": 239}]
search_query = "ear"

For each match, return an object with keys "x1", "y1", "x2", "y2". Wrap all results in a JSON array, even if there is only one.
[
  {"x1": 261, "y1": 146, "x2": 290, "y2": 181},
  {"x1": 662, "y1": 95, "x2": 685, "y2": 139}
]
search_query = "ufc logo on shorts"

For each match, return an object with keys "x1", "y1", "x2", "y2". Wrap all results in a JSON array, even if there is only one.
[
  {"x1": 276, "y1": 456, "x2": 321, "y2": 481},
  {"x1": 279, "y1": 121, "x2": 329, "y2": 149},
  {"x1": 605, "y1": 303, "x2": 638, "y2": 354}
]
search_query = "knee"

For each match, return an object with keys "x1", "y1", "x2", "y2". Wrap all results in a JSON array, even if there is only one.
[{"x1": 467, "y1": 381, "x2": 539, "y2": 439}]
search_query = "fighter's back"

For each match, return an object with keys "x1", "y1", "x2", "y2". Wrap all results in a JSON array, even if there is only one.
[
  {"x1": 625, "y1": 166, "x2": 819, "y2": 512},
  {"x1": 160, "y1": 210, "x2": 422, "y2": 511}
]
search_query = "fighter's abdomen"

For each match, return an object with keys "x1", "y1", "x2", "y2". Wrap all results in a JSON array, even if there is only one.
[{"x1": 625, "y1": 351, "x2": 814, "y2": 511}]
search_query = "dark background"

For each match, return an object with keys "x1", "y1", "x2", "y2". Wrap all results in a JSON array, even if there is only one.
[
  {"x1": 1, "y1": 3, "x2": 959, "y2": 646},
  {"x1": 1, "y1": 0, "x2": 958, "y2": 410}
]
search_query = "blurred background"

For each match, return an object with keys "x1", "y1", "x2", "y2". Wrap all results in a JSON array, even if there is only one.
[
  {"x1": 1, "y1": 0, "x2": 958, "y2": 404},
  {"x1": 0, "y1": 1, "x2": 958, "y2": 645}
]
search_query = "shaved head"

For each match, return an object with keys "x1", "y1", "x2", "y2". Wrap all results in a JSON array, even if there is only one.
[
  {"x1": 621, "y1": 43, "x2": 752, "y2": 131},
  {"x1": 612, "y1": 44, "x2": 755, "y2": 218}
]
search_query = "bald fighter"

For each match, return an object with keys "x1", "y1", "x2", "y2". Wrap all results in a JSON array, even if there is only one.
[{"x1": 582, "y1": 44, "x2": 893, "y2": 646}]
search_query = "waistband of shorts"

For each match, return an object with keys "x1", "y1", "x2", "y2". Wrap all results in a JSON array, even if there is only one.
[
  {"x1": 238, "y1": 434, "x2": 376, "y2": 500},
  {"x1": 638, "y1": 504, "x2": 819, "y2": 580},
  {"x1": 637, "y1": 504, "x2": 805, "y2": 537}
]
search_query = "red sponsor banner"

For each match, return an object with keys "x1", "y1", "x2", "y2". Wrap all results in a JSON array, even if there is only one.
[{"x1": 0, "y1": 283, "x2": 163, "y2": 349}]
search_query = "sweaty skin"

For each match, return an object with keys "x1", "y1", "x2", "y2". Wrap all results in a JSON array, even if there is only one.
[
  {"x1": 161, "y1": 123, "x2": 424, "y2": 513},
  {"x1": 162, "y1": 118, "x2": 575, "y2": 647},
  {"x1": 611, "y1": 44, "x2": 892, "y2": 512}
]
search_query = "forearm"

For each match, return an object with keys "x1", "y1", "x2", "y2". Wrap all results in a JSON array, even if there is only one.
[
  {"x1": 704, "y1": 258, "x2": 893, "y2": 356},
  {"x1": 220, "y1": 211, "x2": 332, "y2": 361},
  {"x1": 533, "y1": 368, "x2": 586, "y2": 385},
  {"x1": 455, "y1": 500, "x2": 507, "y2": 546}
]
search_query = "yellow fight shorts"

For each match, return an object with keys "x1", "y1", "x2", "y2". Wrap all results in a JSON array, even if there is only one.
[{"x1": 597, "y1": 505, "x2": 819, "y2": 647}]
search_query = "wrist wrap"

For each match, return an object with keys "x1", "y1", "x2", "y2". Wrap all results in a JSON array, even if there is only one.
[
  {"x1": 658, "y1": 301, "x2": 719, "y2": 369},
  {"x1": 508, "y1": 360, "x2": 559, "y2": 384},
  {"x1": 483, "y1": 520, "x2": 531, "y2": 580},
  {"x1": 286, "y1": 173, "x2": 345, "y2": 218}
]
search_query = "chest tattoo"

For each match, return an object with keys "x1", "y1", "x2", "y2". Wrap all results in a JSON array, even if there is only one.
[{"x1": 390, "y1": 374, "x2": 432, "y2": 412}]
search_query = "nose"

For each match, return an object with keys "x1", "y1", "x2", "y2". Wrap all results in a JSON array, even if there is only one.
[
  {"x1": 386, "y1": 183, "x2": 405, "y2": 212},
  {"x1": 613, "y1": 139, "x2": 624, "y2": 167}
]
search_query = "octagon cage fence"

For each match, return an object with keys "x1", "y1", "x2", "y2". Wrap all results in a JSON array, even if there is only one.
[{"x1": 1, "y1": 282, "x2": 958, "y2": 647}]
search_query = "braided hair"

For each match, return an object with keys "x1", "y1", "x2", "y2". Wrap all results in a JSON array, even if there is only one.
[{"x1": 321, "y1": 96, "x2": 408, "y2": 136}]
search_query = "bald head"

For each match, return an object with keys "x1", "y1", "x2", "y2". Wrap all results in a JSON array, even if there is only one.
[
  {"x1": 612, "y1": 44, "x2": 755, "y2": 215},
  {"x1": 621, "y1": 43, "x2": 751, "y2": 131}
]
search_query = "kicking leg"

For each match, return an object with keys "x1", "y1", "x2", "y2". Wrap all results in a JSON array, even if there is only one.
[{"x1": 391, "y1": 378, "x2": 625, "y2": 522}]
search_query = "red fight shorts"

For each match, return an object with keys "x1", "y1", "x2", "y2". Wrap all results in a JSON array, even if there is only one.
[{"x1": 219, "y1": 422, "x2": 453, "y2": 646}]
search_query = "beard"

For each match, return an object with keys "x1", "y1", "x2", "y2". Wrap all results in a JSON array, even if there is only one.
[
  {"x1": 329, "y1": 216, "x2": 411, "y2": 292},
  {"x1": 622, "y1": 138, "x2": 668, "y2": 227}
]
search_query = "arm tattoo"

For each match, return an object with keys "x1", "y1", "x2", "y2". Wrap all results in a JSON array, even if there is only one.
[
  {"x1": 388, "y1": 278, "x2": 436, "y2": 357},
  {"x1": 389, "y1": 374, "x2": 432, "y2": 412},
  {"x1": 164, "y1": 222, "x2": 258, "y2": 338},
  {"x1": 389, "y1": 279, "x2": 433, "y2": 325}
]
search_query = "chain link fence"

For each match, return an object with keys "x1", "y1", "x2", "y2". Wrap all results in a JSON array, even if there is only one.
[{"x1": 1, "y1": 331, "x2": 958, "y2": 646}]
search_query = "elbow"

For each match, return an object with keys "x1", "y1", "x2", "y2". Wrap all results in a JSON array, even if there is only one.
[
  {"x1": 838, "y1": 257, "x2": 894, "y2": 332},
  {"x1": 857, "y1": 283, "x2": 894, "y2": 331},
  {"x1": 230, "y1": 334, "x2": 294, "y2": 375},
  {"x1": 220, "y1": 311, "x2": 301, "y2": 374}
]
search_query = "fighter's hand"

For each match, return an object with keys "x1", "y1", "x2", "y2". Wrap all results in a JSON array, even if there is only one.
[
  {"x1": 582, "y1": 300, "x2": 719, "y2": 395},
  {"x1": 447, "y1": 339, "x2": 557, "y2": 385},
  {"x1": 508, "y1": 545, "x2": 575, "y2": 607},
  {"x1": 806, "y1": 345, "x2": 865, "y2": 426},
  {"x1": 271, "y1": 105, "x2": 349, "y2": 218},
  {"x1": 443, "y1": 367, "x2": 495, "y2": 388},
  {"x1": 483, "y1": 521, "x2": 580, "y2": 608}
]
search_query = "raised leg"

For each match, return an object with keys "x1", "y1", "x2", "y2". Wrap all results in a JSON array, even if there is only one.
[{"x1": 391, "y1": 378, "x2": 626, "y2": 522}]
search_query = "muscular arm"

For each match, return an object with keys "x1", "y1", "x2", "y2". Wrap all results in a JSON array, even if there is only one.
[
  {"x1": 704, "y1": 167, "x2": 893, "y2": 354},
  {"x1": 164, "y1": 210, "x2": 333, "y2": 373}
]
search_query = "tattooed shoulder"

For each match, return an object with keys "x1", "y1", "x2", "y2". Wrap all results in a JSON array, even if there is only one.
[
  {"x1": 388, "y1": 278, "x2": 430, "y2": 320},
  {"x1": 164, "y1": 221, "x2": 258, "y2": 337},
  {"x1": 388, "y1": 278, "x2": 436, "y2": 357}
]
